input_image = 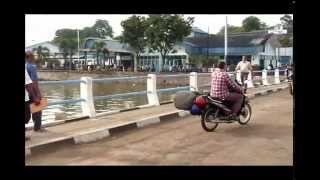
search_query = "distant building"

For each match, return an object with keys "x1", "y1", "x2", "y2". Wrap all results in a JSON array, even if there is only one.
[
  {"x1": 188, "y1": 27, "x2": 209, "y2": 38},
  {"x1": 27, "y1": 28, "x2": 292, "y2": 71},
  {"x1": 82, "y1": 38, "x2": 189, "y2": 72},
  {"x1": 184, "y1": 30, "x2": 292, "y2": 69},
  {"x1": 139, "y1": 43, "x2": 189, "y2": 72},
  {"x1": 82, "y1": 38, "x2": 134, "y2": 69},
  {"x1": 25, "y1": 41, "x2": 66, "y2": 67}
]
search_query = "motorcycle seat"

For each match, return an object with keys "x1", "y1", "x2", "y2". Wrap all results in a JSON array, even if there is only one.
[{"x1": 207, "y1": 96, "x2": 224, "y2": 104}]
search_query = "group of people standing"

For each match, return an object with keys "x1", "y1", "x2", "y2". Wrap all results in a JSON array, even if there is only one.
[{"x1": 25, "y1": 51, "x2": 46, "y2": 141}]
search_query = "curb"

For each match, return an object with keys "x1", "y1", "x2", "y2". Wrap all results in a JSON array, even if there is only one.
[
  {"x1": 26, "y1": 110, "x2": 188, "y2": 157},
  {"x1": 26, "y1": 85, "x2": 288, "y2": 157}
]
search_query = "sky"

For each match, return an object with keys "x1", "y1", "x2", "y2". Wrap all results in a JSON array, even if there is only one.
[{"x1": 25, "y1": 14, "x2": 293, "y2": 47}]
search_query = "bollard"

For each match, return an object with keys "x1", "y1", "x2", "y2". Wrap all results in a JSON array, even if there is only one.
[
  {"x1": 189, "y1": 72, "x2": 198, "y2": 92},
  {"x1": 147, "y1": 74, "x2": 160, "y2": 106},
  {"x1": 262, "y1": 69, "x2": 270, "y2": 86},
  {"x1": 246, "y1": 71, "x2": 254, "y2": 88},
  {"x1": 274, "y1": 69, "x2": 281, "y2": 84},
  {"x1": 80, "y1": 77, "x2": 96, "y2": 117},
  {"x1": 236, "y1": 70, "x2": 242, "y2": 84}
]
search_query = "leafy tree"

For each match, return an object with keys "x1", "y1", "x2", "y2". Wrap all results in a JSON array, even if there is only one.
[
  {"x1": 279, "y1": 35, "x2": 293, "y2": 47},
  {"x1": 32, "y1": 45, "x2": 50, "y2": 66},
  {"x1": 188, "y1": 55, "x2": 218, "y2": 68},
  {"x1": 145, "y1": 14, "x2": 194, "y2": 72},
  {"x1": 54, "y1": 19, "x2": 113, "y2": 51},
  {"x1": 93, "y1": 19, "x2": 114, "y2": 38},
  {"x1": 114, "y1": 35, "x2": 123, "y2": 41},
  {"x1": 120, "y1": 15, "x2": 148, "y2": 72},
  {"x1": 53, "y1": 29, "x2": 77, "y2": 65},
  {"x1": 242, "y1": 16, "x2": 267, "y2": 32},
  {"x1": 280, "y1": 14, "x2": 293, "y2": 33},
  {"x1": 218, "y1": 25, "x2": 244, "y2": 34},
  {"x1": 102, "y1": 48, "x2": 110, "y2": 68},
  {"x1": 91, "y1": 40, "x2": 106, "y2": 66}
]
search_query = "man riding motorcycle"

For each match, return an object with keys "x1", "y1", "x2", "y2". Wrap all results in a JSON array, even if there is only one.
[{"x1": 210, "y1": 61, "x2": 244, "y2": 120}]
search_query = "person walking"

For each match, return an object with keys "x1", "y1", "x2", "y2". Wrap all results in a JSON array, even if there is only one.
[
  {"x1": 25, "y1": 66, "x2": 40, "y2": 140},
  {"x1": 235, "y1": 56, "x2": 252, "y2": 94},
  {"x1": 25, "y1": 51, "x2": 47, "y2": 132}
]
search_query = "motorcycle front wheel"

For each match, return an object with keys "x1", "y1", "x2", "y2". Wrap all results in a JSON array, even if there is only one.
[
  {"x1": 238, "y1": 103, "x2": 252, "y2": 125},
  {"x1": 201, "y1": 109, "x2": 219, "y2": 132}
]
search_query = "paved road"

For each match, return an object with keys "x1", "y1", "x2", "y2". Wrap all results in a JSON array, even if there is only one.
[{"x1": 26, "y1": 90, "x2": 293, "y2": 165}]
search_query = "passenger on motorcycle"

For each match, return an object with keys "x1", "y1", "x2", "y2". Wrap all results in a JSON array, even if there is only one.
[{"x1": 210, "y1": 61, "x2": 243, "y2": 120}]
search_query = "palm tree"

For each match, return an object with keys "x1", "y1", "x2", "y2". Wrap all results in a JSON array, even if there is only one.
[
  {"x1": 32, "y1": 45, "x2": 50, "y2": 68},
  {"x1": 102, "y1": 48, "x2": 110, "y2": 69},
  {"x1": 58, "y1": 39, "x2": 77, "y2": 71},
  {"x1": 91, "y1": 40, "x2": 106, "y2": 66}
]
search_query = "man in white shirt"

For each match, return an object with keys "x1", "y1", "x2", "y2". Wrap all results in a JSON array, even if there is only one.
[{"x1": 235, "y1": 56, "x2": 252, "y2": 93}]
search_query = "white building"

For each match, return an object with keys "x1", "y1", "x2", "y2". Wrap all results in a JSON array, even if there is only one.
[{"x1": 25, "y1": 41, "x2": 66, "y2": 67}]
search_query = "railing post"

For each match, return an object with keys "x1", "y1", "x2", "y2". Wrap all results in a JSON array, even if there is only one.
[
  {"x1": 236, "y1": 70, "x2": 242, "y2": 84},
  {"x1": 274, "y1": 68, "x2": 281, "y2": 84},
  {"x1": 246, "y1": 71, "x2": 254, "y2": 88},
  {"x1": 190, "y1": 72, "x2": 198, "y2": 92},
  {"x1": 80, "y1": 77, "x2": 96, "y2": 117},
  {"x1": 262, "y1": 69, "x2": 270, "y2": 86},
  {"x1": 147, "y1": 74, "x2": 160, "y2": 106}
]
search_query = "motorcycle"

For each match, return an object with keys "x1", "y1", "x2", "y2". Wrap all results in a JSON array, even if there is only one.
[{"x1": 199, "y1": 78, "x2": 252, "y2": 132}]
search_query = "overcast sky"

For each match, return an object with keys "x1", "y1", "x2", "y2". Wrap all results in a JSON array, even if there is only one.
[{"x1": 25, "y1": 14, "x2": 292, "y2": 47}]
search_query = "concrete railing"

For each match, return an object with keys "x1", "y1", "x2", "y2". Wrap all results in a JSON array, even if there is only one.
[{"x1": 39, "y1": 69, "x2": 286, "y2": 119}]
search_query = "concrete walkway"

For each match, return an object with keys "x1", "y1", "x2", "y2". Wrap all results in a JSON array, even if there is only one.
[
  {"x1": 26, "y1": 83, "x2": 289, "y2": 156},
  {"x1": 26, "y1": 90, "x2": 292, "y2": 165}
]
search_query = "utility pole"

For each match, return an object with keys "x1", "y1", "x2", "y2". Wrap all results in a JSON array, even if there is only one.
[
  {"x1": 224, "y1": 16, "x2": 228, "y2": 64},
  {"x1": 207, "y1": 26, "x2": 209, "y2": 63},
  {"x1": 78, "y1": 29, "x2": 80, "y2": 63}
]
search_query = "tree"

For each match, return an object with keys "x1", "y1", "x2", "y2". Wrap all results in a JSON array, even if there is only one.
[
  {"x1": 279, "y1": 35, "x2": 293, "y2": 47},
  {"x1": 120, "y1": 15, "x2": 148, "y2": 72},
  {"x1": 93, "y1": 19, "x2": 114, "y2": 38},
  {"x1": 54, "y1": 33, "x2": 77, "y2": 70},
  {"x1": 242, "y1": 16, "x2": 267, "y2": 32},
  {"x1": 189, "y1": 55, "x2": 219, "y2": 68},
  {"x1": 218, "y1": 25, "x2": 244, "y2": 34},
  {"x1": 32, "y1": 46, "x2": 50, "y2": 67},
  {"x1": 91, "y1": 40, "x2": 106, "y2": 66},
  {"x1": 114, "y1": 35, "x2": 123, "y2": 41},
  {"x1": 102, "y1": 48, "x2": 110, "y2": 69},
  {"x1": 145, "y1": 14, "x2": 194, "y2": 72},
  {"x1": 54, "y1": 19, "x2": 113, "y2": 51},
  {"x1": 280, "y1": 14, "x2": 293, "y2": 33}
]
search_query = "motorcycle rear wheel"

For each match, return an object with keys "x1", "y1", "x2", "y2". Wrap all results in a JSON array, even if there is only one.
[{"x1": 201, "y1": 109, "x2": 219, "y2": 132}]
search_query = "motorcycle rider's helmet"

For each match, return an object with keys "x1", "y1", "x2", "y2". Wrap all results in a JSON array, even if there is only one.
[
  {"x1": 194, "y1": 96, "x2": 207, "y2": 109},
  {"x1": 190, "y1": 104, "x2": 201, "y2": 115}
]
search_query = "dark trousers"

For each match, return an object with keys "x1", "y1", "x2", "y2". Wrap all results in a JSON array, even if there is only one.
[
  {"x1": 224, "y1": 93, "x2": 244, "y2": 115},
  {"x1": 25, "y1": 101, "x2": 42, "y2": 131},
  {"x1": 240, "y1": 72, "x2": 249, "y2": 93},
  {"x1": 25, "y1": 101, "x2": 31, "y2": 124},
  {"x1": 32, "y1": 111, "x2": 42, "y2": 131}
]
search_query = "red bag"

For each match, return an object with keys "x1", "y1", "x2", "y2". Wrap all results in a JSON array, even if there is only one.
[{"x1": 194, "y1": 96, "x2": 207, "y2": 109}]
